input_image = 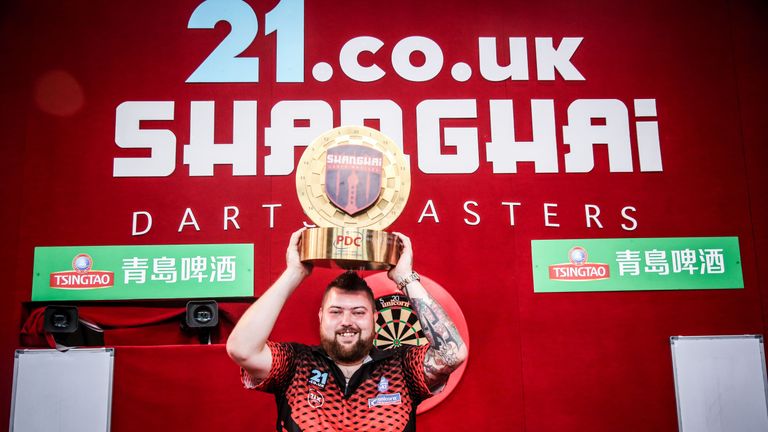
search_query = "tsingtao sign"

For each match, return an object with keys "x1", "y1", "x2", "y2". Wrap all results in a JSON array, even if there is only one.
[{"x1": 531, "y1": 237, "x2": 744, "y2": 293}]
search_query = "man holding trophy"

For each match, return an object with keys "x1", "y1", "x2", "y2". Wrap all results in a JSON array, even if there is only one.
[
  {"x1": 226, "y1": 127, "x2": 467, "y2": 431},
  {"x1": 227, "y1": 228, "x2": 467, "y2": 431}
]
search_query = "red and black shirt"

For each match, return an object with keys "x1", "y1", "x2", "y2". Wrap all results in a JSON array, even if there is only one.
[{"x1": 242, "y1": 341, "x2": 433, "y2": 431}]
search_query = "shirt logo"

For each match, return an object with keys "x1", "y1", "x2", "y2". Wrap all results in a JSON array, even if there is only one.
[
  {"x1": 309, "y1": 369, "x2": 329, "y2": 388},
  {"x1": 368, "y1": 393, "x2": 402, "y2": 408},
  {"x1": 308, "y1": 390, "x2": 325, "y2": 409},
  {"x1": 377, "y1": 377, "x2": 389, "y2": 393}
]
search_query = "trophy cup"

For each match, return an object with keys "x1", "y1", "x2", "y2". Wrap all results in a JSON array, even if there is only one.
[{"x1": 295, "y1": 126, "x2": 411, "y2": 270}]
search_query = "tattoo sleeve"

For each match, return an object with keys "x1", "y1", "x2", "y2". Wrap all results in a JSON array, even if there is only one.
[{"x1": 406, "y1": 290, "x2": 466, "y2": 390}]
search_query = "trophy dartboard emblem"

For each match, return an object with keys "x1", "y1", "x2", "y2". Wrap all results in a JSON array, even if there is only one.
[{"x1": 296, "y1": 126, "x2": 411, "y2": 269}]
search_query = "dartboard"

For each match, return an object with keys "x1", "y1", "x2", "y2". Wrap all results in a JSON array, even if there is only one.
[{"x1": 374, "y1": 300, "x2": 428, "y2": 349}]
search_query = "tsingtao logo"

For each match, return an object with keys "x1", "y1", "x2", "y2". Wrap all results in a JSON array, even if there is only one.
[
  {"x1": 548, "y1": 247, "x2": 610, "y2": 281},
  {"x1": 49, "y1": 254, "x2": 115, "y2": 289},
  {"x1": 73, "y1": 253, "x2": 93, "y2": 272}
]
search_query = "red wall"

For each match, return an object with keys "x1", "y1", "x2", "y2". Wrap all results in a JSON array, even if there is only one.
[{"x1": 1, "y1": 1, "x2": 767, "y2": 430}]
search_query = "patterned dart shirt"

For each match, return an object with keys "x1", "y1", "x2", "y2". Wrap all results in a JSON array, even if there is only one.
[{"x1": 242, "y1": 341, "x2": 433, "y2": 432}]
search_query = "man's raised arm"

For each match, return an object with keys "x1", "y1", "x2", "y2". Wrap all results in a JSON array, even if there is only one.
[
  {"x1": 226, "y1": 228, "x2": 312, "y2": 379},
  {"x1": 388, "y1": 233, "x2": 468, "y2": 392}
]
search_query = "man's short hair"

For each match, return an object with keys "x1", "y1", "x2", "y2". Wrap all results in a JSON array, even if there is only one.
[{"x1": 322, "y1": 271, "x2": 375, "y2": 309}]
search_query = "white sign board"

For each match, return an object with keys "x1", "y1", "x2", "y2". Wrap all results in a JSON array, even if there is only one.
[
  {"x1": 11, "y1": 348, "x2": 114, "y2": 432},
  {"x1": 671, "y1": 335, "x2": 768, "y2": 432}
]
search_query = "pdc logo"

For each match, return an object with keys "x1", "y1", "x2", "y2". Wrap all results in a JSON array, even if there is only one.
[{"x1": 334, "y1": 235, "x2": 363, "y2": 250}]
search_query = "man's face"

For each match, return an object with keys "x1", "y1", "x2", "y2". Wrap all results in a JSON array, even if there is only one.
[{"x1": 319, "y1": 288, "x2": 375, "y2": 364}]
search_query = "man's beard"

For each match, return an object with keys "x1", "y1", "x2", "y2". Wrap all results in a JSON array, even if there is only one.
[{"x1": 320, "y1": 326, "x2": 373, "y2": 363}]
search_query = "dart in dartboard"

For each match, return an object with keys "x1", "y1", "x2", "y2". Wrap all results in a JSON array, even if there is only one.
[{"x1": 373, "y1": 294, "x2": 429, "y2": 349}]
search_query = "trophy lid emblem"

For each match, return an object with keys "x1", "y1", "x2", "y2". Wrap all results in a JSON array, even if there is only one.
[
  {"x1": 296, "y1": 125, "x2": 410, "y2": 231},
  {"x1": 324, "y1": 145, "x2": 384, "y2": 216}
]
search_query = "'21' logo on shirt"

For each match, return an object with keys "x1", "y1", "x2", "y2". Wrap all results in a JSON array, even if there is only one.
[{"x1": 309, "y1": 369, "x2": 329, "y2": 388}]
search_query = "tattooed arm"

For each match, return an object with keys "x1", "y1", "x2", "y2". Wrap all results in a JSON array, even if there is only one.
[{"x1": 388, "y1": 233, "x2": 468, "y2": 392}]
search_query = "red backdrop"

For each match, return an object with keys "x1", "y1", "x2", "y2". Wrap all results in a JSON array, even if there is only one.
[{"x1": 1, "y1": 0, "x2": 767, "y2": 430}]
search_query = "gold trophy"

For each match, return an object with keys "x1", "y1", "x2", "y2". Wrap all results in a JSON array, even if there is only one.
[{"x1": 295, "y1": 126, "x2": 411, "y2": 270}]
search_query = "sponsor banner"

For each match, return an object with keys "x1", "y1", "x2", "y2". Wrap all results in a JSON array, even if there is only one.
[
  {"x1": 32, "y1": 244, "x2": 254, "y2": 301},
  {"x1": 531, "y1": 237, "x2": 743, "y2": 293},
  {"x1": 368, "y1": 393, "x2": 402, "y2": 408}
]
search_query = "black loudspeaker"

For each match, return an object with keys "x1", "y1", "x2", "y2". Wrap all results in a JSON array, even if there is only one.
[
  {"x1": 43, "y1": 305, "x2": 79, "y2": 334},
  {"x1": 43, "y1": 305, "x2": 104, "y2": 347},
  {"x1": 185, "y1": 300, "x2": 219, "y2": 328}
]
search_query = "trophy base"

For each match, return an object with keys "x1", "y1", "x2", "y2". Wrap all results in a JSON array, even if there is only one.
[{"x1": 299, "y1": 227, "x2": 401, "y2": 270}]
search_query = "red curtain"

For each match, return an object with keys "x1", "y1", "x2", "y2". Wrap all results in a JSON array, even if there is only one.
[{"x1": 20, "y1": 303, "x2": 252, "y2": 347}]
